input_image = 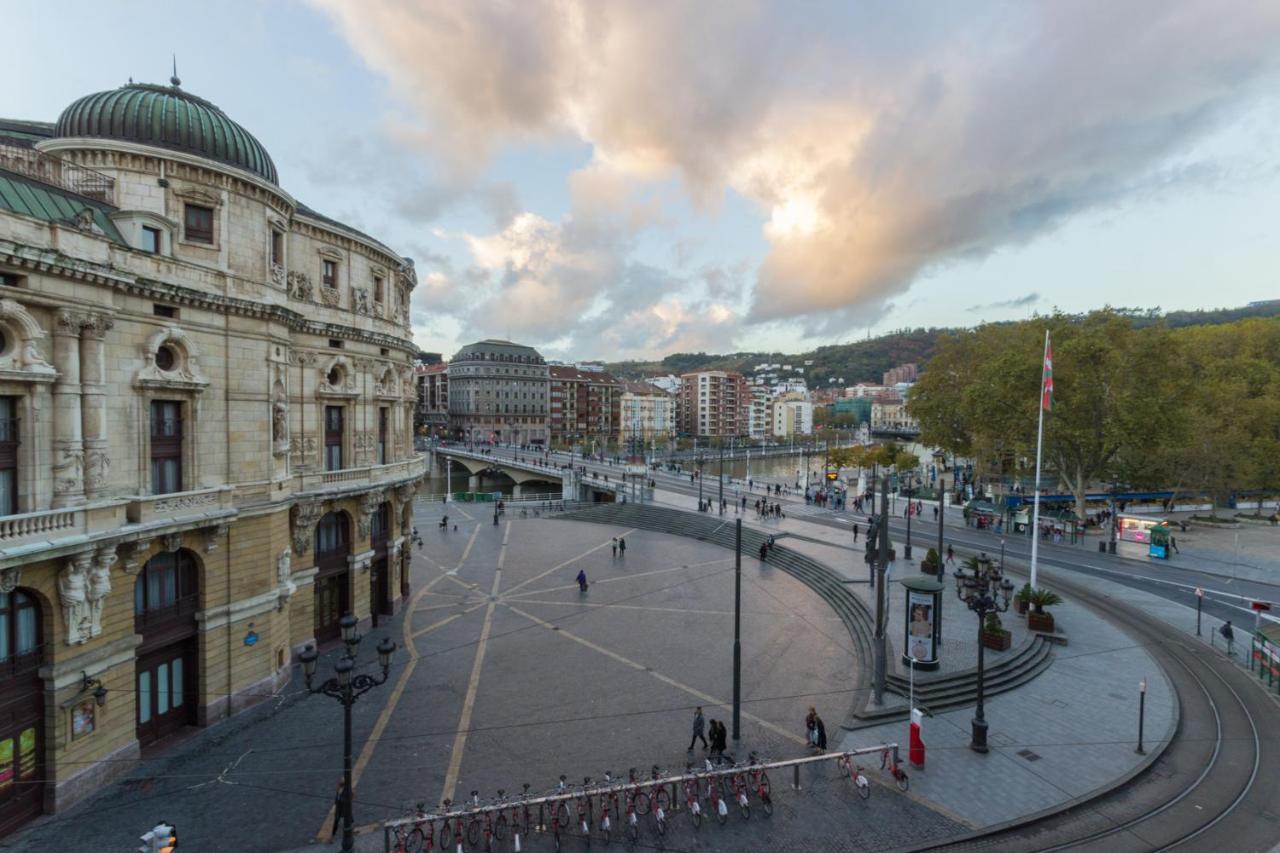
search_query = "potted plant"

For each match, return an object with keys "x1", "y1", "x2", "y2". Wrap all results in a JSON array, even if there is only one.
[
  {"x1": 1027, "y1": 588, "x2": 1062, "y2": 633},
  {"x1": 1014, "y1": 583, "x2": 1032, "y2": 615},
  {"x1": 981, "y1": 611, "x2": 1012, "y2": 651},
  {"x1": 921, "y1": 547, "x2": 941, "y2": 576}
]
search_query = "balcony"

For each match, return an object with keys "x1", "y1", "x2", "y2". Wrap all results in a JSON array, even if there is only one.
[
  {"x1": 295, "y1": 455, "x2": 426, "y2": 493},
  {"x1": 127, "y1": 486, "x2": 234, "y2": 523},
  {"x1": 0, "y1": 506, "x2": 87, "y2": 546}
]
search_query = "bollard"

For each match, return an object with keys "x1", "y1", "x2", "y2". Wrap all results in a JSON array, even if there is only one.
[
  {"x1": 793, "y1": 763, "x2": 802, "y2": 791},
  {"x1": 1136, "y1": 678, "x2": 1147, "y2": 755}
]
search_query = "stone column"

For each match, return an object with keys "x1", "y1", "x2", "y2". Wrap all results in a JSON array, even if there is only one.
[
  {"x1": 51, "y1": 310, "x2": 84, "y2": 507},
  {"x1": 79, "y1": 314, "x2": 113, "y2": 500}
]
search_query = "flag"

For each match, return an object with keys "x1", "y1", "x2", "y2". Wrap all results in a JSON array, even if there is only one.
[{"x1": 1041, "y1": 332, "x2": 1053, "y2": 412}]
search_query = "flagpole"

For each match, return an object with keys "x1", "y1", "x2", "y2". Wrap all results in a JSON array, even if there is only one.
[{"x1": 1030, "y1": 330, "x2": 1048, "y2": 589}]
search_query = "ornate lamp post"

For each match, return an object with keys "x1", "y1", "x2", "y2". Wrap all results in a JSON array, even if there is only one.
[
  {"x1": 902, "y1": 472, "x2": 920, "y2": 560},
  {"x1": 696, "y1": 450, "x2": 706, "y2": 507},
  {"x1": 953, "y1": 554, "x2": 1013, "y2": 753},
  {"x1": 299, "y1": 616, "x2": 396, "y2": 853}
]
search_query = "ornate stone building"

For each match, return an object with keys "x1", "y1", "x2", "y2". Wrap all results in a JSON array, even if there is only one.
[
  {"x1": 446, "y1": 340, "x2": 549, "y2": 445},
  {"x1": 0, "y1": 79, "x2": 424, "y2": 833}
]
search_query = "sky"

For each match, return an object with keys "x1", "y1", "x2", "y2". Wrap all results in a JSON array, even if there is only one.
[{"x1": 4, "y1": 1, "x2": 1280, "y2": 361}]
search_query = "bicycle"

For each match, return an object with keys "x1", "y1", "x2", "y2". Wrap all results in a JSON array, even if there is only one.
[
  {"x1": 704, "y1": 759, "x2": 728, "y2": 825},
  {"x1": 881, "y1": 747, "x2": 910, "y2": 792},
  {"x1": 575, "y1": 776, "x2": 594, "y2": 847},
  {"x1": 747, "y1": 751, "x2": 773, "y2": 817},
  {"x1": 726, "y1": 763, "x2": 751, "y2": 819},
  {"x1": 682, "y1": 763, "x2": 703, "y2": 829},
  {"x1": 511, "y1": 784, "x2": 530, "y2": 853},
  {"x1": 623, "y1": 768, "x2": 642, "y2": 845},
  {"x1": 648, "y1": 765, "x2": 670, "y2": 835},
  {"x1": 466, "y1": 790, "x2": 496, "y2": 853},
  {"x1": 392, "y1": 802, "x2": 431, "y2": 852},
  {"x1": 597, "y1": 771, "x2": 618, "y2": 845},
  {"x1": 836, "y1": 752, "x2": 871, "y2": 800},
  {"x1": 436, "y1": 799, "x2": 461, "y2": 852}
]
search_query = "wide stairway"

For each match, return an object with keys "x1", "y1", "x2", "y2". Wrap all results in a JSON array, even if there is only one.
[{"x1": 554, "y1": 502, "x2": 1053, "y2": 728}]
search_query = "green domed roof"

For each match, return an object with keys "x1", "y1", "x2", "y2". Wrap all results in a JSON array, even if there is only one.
[{"x1": 53, "y1": 83, "x2": 277, "y2": 184}]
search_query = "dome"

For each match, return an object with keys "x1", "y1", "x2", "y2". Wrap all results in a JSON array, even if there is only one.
[{"x1": 53, "y1": 83, "x2": 277, "y2": 184}]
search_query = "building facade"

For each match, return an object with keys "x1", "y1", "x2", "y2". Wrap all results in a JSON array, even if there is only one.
[
  {"x1": 0, "y1": 81, "x2": 425, "y2": 833},
  {"x1": 871, "y1": 400, "x2": 919, "y2": 432},
  {"x1": 446, "y1": 340, "x2": 549, "y2": 445},
  {"x1": 414, "y1": 361, "x2": 448, "y2": 438},
  {"x1": 618, "y1": 380, "x2": 676, "y2": 445},
  {"x1": 771, "y1": 396, "x2": 814, "y2": 438},
  {"x1": 678, "y1": 370, "x2": 748, "y2": 438},
  {"x1": 747, "y1": 384, "x2": 771, "y2": 440},
  {"x1": 883, "y1": 362, "x2": 918, "y2": 386}
]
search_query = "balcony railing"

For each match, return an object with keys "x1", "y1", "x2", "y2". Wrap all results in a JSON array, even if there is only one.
[
  {"x1": 127, "y1": 486, "x2": 233, "y2": 524},
  {"x1": 295, "y1": 455, "x2": 426, "y2": 493},
  {"x1": 0, "y1": 142, "x2": 115, "y2": 203},
  {"x1": 0, "y1": 506, "x2": 86, "y2": 545}
]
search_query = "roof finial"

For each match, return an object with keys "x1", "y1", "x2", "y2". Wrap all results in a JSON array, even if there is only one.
[{"x1": 170, "y1": 55, "x2": 181, "y2": 88}]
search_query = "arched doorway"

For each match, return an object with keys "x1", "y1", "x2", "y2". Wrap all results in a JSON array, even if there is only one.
[
  {"x1": 134, "y1": 549, "x2": 199, "y2": 747},
  {"x1": 370, "y1": 503, "x2": 391, "y2": 627},
  {"x1": 313, "y1": 512, "x2": 350, "y2": 643},
  {"x1": 0, "y1": 587, "x2": 43, "y2": 835}
]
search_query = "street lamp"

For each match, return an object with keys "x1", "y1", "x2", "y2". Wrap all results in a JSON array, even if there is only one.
[
  {"x1": 901, "y1": 472, "x2": 920, "y2": 560},
  {"x1": 299, "y1": 620, "x2": 396, "y2": 853},
  {"x1": 696, "y1": 450, "x2": 706, "y2": 507},
  {"x1": 953, "y1": 554, "x2": 1014, "y2": 753}
]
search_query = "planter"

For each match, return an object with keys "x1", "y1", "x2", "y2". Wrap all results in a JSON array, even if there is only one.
[
  {"x1": 1027, "y1": 611, "x2": 1055, "y2": 633},
  {"x1": 921, "y1": 560, "x2": 940, "y2": 576},
  {"x1": 1014, "y1": 598, "x2": 1029, "y2": 615},
  {"x1": 981, "y1": 629, "x2": 1012, "y2": 651}
]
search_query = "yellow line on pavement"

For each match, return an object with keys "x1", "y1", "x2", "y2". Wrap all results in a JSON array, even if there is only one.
[
  {"x1": 501, "y1": 529, "x2": 636, "y2": 595},
  {"x1": 408, "y1": 601, "x2": 488, "y2": 640},
  {"x1": 504, "y1": 604, "x2": 805, "y2": 747},
  {"x1": 316, "y1": 523, "x2": 481, "y2": 842}
]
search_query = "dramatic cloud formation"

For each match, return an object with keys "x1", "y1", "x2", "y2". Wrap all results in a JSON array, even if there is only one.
[{"x1": 312, "y1": 0, "x2": 1280, "y2": 356}]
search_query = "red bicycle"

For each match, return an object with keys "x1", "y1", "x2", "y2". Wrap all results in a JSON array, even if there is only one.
[
  {"x1": 465, "y1": 790, "x2": 496, "y2": 852},
  {"x1": 747, "y1": 751, "x2": 773, "y2": 817},
  {"x1": 726, "y1": 765, "x2": 751, "y2": 819},
  {"x1": 881, "y1": 747, "x2": 910, "y2": 792},
  {"x1": 597, "y1": 771, "x2": 618, "y2": 845},
  {"x1": 682, "y1": 763, "x2": 703, "y2": 829},
  {"x1": 623, "y1": 769, "x2": 642, "y2": 844},
  {"x1": 436, "y1": 799, "x2": 461, "y2": 851},
  {"x1": 836, "y1": 752, "x2": 871, "y2": 800},
  {"x1": 575, "y1": 776, "x2": 594, "y2": 847},
  {"x1": 392, "y1": 803, "x2": 431, "y2": 852},
  {"x1": 704, "y1": 763, "x2": 728, "y2": 825}
]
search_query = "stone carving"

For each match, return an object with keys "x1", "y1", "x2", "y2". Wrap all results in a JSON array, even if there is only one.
[
  {"x1": 272, "y1": 400, "x2": 290, "y2": 458},
  {"x1": 204, "y1": 523, "x2": 229, "y2": 553},
  {"x1": 79, "y1": 314, "x2": 114, "y2": 340},
  {"x1": 396, "y1": 263, "x2": 418, "y2": 291},
  {"x1": 270, "y1": 263, "x2": 287, "y2": 287},
  {"x1": 291, "y1": 501, "x2": 324, "y2": 555},
  {"x1": 52, "y1": 447, "x2": 85, "y2": 496},
  {"x1": 88, "y1": 547, "x2": 116, "y2": 639},
  {"x1": 153, "y1": 492, "x2": 217, "y2": 513},
  {"x1": 318, "y1": 358, "x2": 356, "y2": 394},
  {"x1": 320, "y1": 286, "x2": 340, "y2": 308},
  {"x1": 357, "y1": 490, "x2": 385, "y2": 539},
  {"x1": 288, "y1": 270, "x2": 313, "y2": 302},
  {"x1": 121, "y1": 539, "x2": 153, "y2": 575},
  {"x1": 162, "y1": 532, "x2": 183, "y2": 553},
  {"x1": 53, "y1": 308, "x2": 80, "y2": 336},
  {"x1": 0, "y1": 299, "x2": 56, "y2": 377},
  {"x1": 58, "y1": 553, "x2": 93, "y2": 645},
  {"x1": 276, "y1": 548, "x2": 297, "y2": 611},
  {"x1": 289, "y1": 435, "x2": 317, "y2": 467},
  {"x1": 134, "y1": 327, "x2": 210, "y2": 392},
  {"x1": 353, "y1": 287, "x2": 370, "y2": 316},
  {"x1": 84, "y1": 448, "x2": 110, "y2": 493},
  {"x1": 0, "y1": 566, "x2": 19, "y2": 593}
]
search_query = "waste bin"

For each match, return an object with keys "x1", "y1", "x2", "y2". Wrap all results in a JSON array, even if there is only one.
[{"x1": 1099, "y1": 541, "x2": 1106, "y2": 553}]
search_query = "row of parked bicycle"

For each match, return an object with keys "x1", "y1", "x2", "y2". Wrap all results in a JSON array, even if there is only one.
[{"x1": 392, "y1": 748, "x2": 909, "y2": 852}]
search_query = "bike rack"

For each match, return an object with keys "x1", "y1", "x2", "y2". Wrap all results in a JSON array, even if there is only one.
[{"x1": 383, "y1": 744, "x2": 901, "y2": 850}]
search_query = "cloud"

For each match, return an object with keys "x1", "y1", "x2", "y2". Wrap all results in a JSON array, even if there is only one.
[
  {"x1": 313, "y1": 0, "x2": 1280, "y2": 352},
  {"x1": 966, "y1": 293, "x2": 1041, "y2": 313}
]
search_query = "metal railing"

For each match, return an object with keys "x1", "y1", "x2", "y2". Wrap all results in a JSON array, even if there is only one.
[
  {"x1": 382, "y1": 744, "x2": 900, "y2": 845},
  {"x1": 0, "y1": 142, "x2": 115, "y2": 203}
]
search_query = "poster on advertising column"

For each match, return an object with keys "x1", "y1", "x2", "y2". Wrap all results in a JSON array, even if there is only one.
[{"x1": 901, "y1": 575, "x2": 943, "y2": 670}]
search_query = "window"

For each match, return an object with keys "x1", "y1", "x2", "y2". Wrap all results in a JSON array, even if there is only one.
[
  {"x1": 141, "y1": 226, "x2": 161, "y2": 254},
  {"x1": 0, "y1": 589, "x2": 39, "y2": 670},
  {"x1": 377, "y1": 407, "x2": 388, "y2": 465},
  {"x1": 315, "y1": 512, "x2": 348, "y2": 554},
  {"x1": 374, "y1": 275, "x2": 384, "y2": 303},
  {"x1": 154, "y1": 345, "x2": 176, "y2": 372},
  {"x1": 150, "y1": 400, "x2": 182, "y2": 494},
  {"x1": 328, "y1": 339, "x2": 344, "y2": 349},
  {"x1": 133, "y1": 550, "x2": 198, "y2": 628},
  {"x1": 322, "y1": 259, "x2": 338, "y2": 289},
  {"x1": 183, "y1": 204, "x2": 213, "y2": 244},
  {"x1": 153, "y1": 304, "x2": 177, "y2": 319},
  {"x1": 0, "y1": 398, "x2": 17, "y2": 516},
  {"x1": 324, "y1": 405, "x2": 344, "y2": 471},
  {"x1": 270, "y1": 230, "x2": 283, "y2": 266}
]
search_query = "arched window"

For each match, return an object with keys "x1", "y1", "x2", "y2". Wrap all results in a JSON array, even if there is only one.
[
  {"x1": 315, "y1": 512, "x2": 349, "y2": 556},
  {"x1": 371, "y1": 503, "x2": 389, "y2": 546},
  {"x1": 134, "y1": 550, "x2": 198, "y2": 631},
  {"x1": 0, "y1": 590, "x2": 39, "y2": 675}
]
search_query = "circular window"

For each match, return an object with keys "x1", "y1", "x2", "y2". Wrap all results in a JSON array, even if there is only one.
[
  {"x1": 327, "y1": 367, "x2": 342, "y2": 386},
  {"x1": 155, "y1": 344, "x2": 176, "y2": 371}
]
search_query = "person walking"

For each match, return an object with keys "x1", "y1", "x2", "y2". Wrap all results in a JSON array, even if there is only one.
[
  {"x1": 618, "y1": 537, "x2": 626, "y2": 556},
  {"x1": 813, "y1": 712, "x2": 828, "y2": 753},
  {"x1": 759, "y1": 542, "x2": 768, "y2": 562},
  {"x1": 852, "y1": 522, "x2": 859, "y2": 542},
  {"x1": 611, "y1": 537, "x2": 618, "y2": 557},
  {"x1": 577, "y1": 569, "x2": 589, "y2": 593},
  {"x1": 1170, "y1": 535, "x2": 1179, "y2": 554},
  {"x1": 933, "y1": 505, "x2": 938, "y2": 521},
  {"x1": 688, "y1": 706, "x2": 708, "y2": 750},
  {"x1": 1220, "y1": 620, "x2": 1235, "y2": 656},
  {"x1": 946, "y1": 545, "x2": 955, "y2": 566},
  {"x1": 804, "y1": 707, "x2": 817, "y2": 748},
  {"x1": 709, "y1": 719, "x2": 726, "y2": 762}
]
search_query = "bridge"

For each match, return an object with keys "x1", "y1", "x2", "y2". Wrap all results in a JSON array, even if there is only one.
[{"x1": 431, "y1": 446, "x2": 633, "y2": 502}]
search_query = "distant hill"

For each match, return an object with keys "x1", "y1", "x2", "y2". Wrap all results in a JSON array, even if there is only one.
[{"x1": 605, "y1": 301, "x2": 1280, "y2": 384}]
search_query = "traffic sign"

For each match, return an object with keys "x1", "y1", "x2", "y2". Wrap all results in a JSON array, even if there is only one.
[
  {"x1": 1195, "y1": 587, "x2": 1204, "y2": 598},
  {"x1": 1251, "y1": 600, "x2": 1272, "y2": 612}
]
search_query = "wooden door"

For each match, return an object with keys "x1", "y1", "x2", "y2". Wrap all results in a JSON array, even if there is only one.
[{"x1": 136, "y1": 641, "x2": 196, "y2": 746}]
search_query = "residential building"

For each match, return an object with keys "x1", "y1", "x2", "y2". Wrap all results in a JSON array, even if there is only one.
[
  {"x1": 771, "y1": 395, "x2": 814, "y2": 437},
  {"x1": 678, "y1": 370, "x2": 748, "y2": 438},
  {"x1": 747, "y1": 384, "x2": 771, "y2": 440},
  {"x1": 618, "y1": 380, "x2": 676, "y2": 446},
  {"x1": 415, "y1": 361, "x2": 448, "y2": 437},
  {"x1": 446, "y1": 340, "x2": 549, "y2": 445},
  {"x1": 0, "y1": 79, "x2": 425, "y2": 832},
  {"x1": 648, "y1": 374, "x2": 681, "y2": 395},
  {"x1": 883, "y1": 362, "x2": 918, "y2": 385},
  {"x1": 547, "y1": 365, "x2": 621, "y2": 445}
]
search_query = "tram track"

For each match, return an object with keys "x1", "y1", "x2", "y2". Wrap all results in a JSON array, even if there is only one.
[{"x1": 920, "y1": 563, "x2": 1276, "y2": 853}]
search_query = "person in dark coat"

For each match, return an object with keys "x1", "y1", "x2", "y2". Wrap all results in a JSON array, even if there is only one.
[
  {"x1": 759, "y1": 542, "x2": 768, "y2": 561},
  {"x1": 688, "y1": 706, "x2": 708, "y2": 750},
  {"x1": 576, "y1": 569, "x2": 588, "y2": 592},
  {"x1": 813, "y1": 713, "x2": 828, "y2": 752}
]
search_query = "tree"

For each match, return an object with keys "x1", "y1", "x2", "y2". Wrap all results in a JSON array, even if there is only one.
[{"x1": 909, "y1": 311, "x2": 1189, "y2": 522}]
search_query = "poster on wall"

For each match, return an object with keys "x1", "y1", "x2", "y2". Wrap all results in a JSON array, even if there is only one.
[
  {"x1": 907, "y1": 590, "x2": 937, "y2": 664},
  {"x1": 71, "y1": 701, "x2": 96, "y2": 740}
]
